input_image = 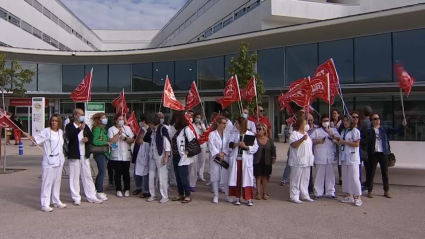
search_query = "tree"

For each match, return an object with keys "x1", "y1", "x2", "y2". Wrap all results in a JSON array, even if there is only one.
[
  {"x1": 226, "y1": 42, "x2": 265, "y2": 116},
  {"x1": 0, "y1": 53, "x2": 35, "y2": 172}
]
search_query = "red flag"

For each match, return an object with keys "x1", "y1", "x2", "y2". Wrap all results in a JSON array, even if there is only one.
[
  {"x1": 185, "y1": 113, "x2": 198, "y2": 138},
  {"x1": 198, "y1": 113, "x2": 220, "y2": 145},
  {"x1": 185, "y1": 81, "x2": 201, "y2": 110},
  {"x1": 127, "y1": 112, "x2": 140, "y2": 136},
  {"x1": 0, "y1": 108, "x2": 15, "y2": 128},
  {"x1": 314, "y1": 59, "x2": 339, "y2": 95},
  {"x1": 240, "y1": 77, "x2": 256, "y2": 102},
  {"x1": 282, "y1": 78, "x2": 312, "y2": 107},
  {"x1": 216, "y1": 76, "x2": 241, "y2": 109},
  {"x1": 395, "y1": 64, "x2": 414, "y2": 97},
  {"x1": 310, "y1": 73, "x2": 334, "y2": 104},
  {"x1": 70, "y1": 68, "x2": 92, "y2": 102},
  {"x1": 163, "y1": 76, "x2": 185, "y2": 111},
  {"x1": 277, "y1": 92, "x2": 293, "y2": 114},
  {"x1": 112, "y1": 89, "x2": 129, "y2": 114},
  {"x1": 286, "y1": 116, "x2": 296, "y2": 125}
]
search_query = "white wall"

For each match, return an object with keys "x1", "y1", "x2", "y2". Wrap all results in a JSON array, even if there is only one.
[
  {"x1": 93, "y1": 30, "x2": 159, "y2": 50},
  {"x1": 360, "y1": 0, "x2": 425, "y2": 13}
]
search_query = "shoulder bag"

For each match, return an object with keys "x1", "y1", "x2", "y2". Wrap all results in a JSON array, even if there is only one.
[
  {"x1": 388, "y1": 141, "x2": 396, "y2": 167},
  {"x1": 90, "y1": 128, "x2": 110, "y2": 154},
  {"x1": 184, "y1": 127, "x2": 201, "y2": 157}
]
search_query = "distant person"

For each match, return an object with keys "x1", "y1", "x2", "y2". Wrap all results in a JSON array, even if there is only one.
[
  {"x1": 222, "y1": 111, "x2": 233, "y2": 137},
  {"x1": 249, "y1": 106, "x2": 272, "y2": 138},
  {"x1": 11, "y1": 114, "x2": 23, "y2": 145},
  {"x1": 63, "y1": 115, "x2": 70, "y2": 129},
  {"x1": 192, "y1": 112, "x2": 207, "y2": 182},
  {"x1": 241, "y1": 108, "x2": 257, "y2": 134}
]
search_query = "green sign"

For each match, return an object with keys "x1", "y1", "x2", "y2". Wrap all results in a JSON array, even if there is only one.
[{"x1": 86, "y1": 102, "x2": 105, "y2": 111}]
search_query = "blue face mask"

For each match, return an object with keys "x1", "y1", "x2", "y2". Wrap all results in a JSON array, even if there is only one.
[
  {"x1": 118, "y1": 120, "x2": 125, "y2": 127},
  {"x1": 78, "y1": 116, "x2": 85, "y2": 123},
  {"x1": 101, "y1": 118, "x2": 108, "y2": 125},
  {"x1": 195, "y1": 118, "x2": 201, "y2": 123}
]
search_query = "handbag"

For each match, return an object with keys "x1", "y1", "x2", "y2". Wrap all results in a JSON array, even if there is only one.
[
  {"x1": 360, "y1": 149, "x2": 368, "y2": 162},
  {"x1": 214, "y1": 156, "x2": 229, "y2": 169},
  {"x1": 90, "y1": 129, "x2": 110, "y2": 154},
  {"x1": 184, "y1": 127, "x2": 201, "y2": 157},
  {"x1": 388, "y1": 153, "x2": 396, "y2": 167}
]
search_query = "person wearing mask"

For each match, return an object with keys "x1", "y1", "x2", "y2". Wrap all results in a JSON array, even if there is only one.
[
  {"x1": 253, "y1": 123, "x2": 276, "y2": 200},
  {"x1": 108, "y1": 113, "x2": 135, "y2": 198},
  {"x1": 11, "y1": 114, "x2": 23, "y2": 145},
  {"x1": 105, "y1": 118, "x2": 115, "y2": 191},
  {"x1": 66, "y1": 109, "x2": 101, "y2": 205},
  {"x1": 171, "y1": 112, "x2": 196, "y2": 204},
  {"x1": 366, "y1": 114, "x2": 406, "y2": 199},
  {"x1": 159, "y1": 112, "x2": 177, "y2": 189},
  {"x1": 222, "y1": 111, "x2": 233, "y2": 137},
  {"x1": 306, "y1": 113, "x2": 318, "y2": 193},
  {"x1": 288, "y1": 116, "x2": 314, "y2": 204},
  {"x1": 241, "y1": 108, "x2": 257, "y2": 134},
  {"x1": 192, "y1": 112, "x2": 207, "y2": 182},
  {"x1": 331, "y1": 109, "x2": 343, "y2": 186},
  {"x1": 310, "y1": 114, "x2": 340, "y2": 200},
  {"x1": 25, "y1": 115, "x2": 67, "y2": 212},
  {"x1": 351, "y1": 111, "x2": 369, "y2": 189},
  {"x1": 249, "y1": 106, "x2": 272, "y2": 137},
  {"x1": 144, "y1": 113, "x2": 170, "y2": 203},
  {"x1": 133, "y1": 115, "x2": 151, "y2": 198},
  {"x1": 229, "y1": 117, "x2": 259, "y2": 206},
  {"x1": 91, "y1": 112, "x2": 111, "y2": 201},
  {"x1": 187, "y1": 113, "x2": 198, "y2": 192},
  {"x1": 334, "y1": 115, "x2": 362, "y2": 206}
]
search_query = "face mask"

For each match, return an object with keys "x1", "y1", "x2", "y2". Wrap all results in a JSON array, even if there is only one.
[
  {"x1": 139, "y1": 122, "x2": 143, "y2": 127},
  {"x1": 78, "y1": 116, "x2": 85, "y2": 123},
  {"x1": 118, "y1": 120, "x2": 124, "y2": 127},
  {"x1": 304, "y1": 124, "x2": 310, "y2": 132},
  {"x1": 159, "y1": 118, "x2": 165, "y2": 124},
  {"x1": 101, "y1": 118, "x2": 108, "y2": 125},
  {"x1": 322, "y1": 122, "x2": 329, "y2": 128},
  {"x1": 241, "y1": 113, "x2": 248, "y2": 119},
  {"x1": 195, "y1": 118, "x2": 201, "y2": 123}
]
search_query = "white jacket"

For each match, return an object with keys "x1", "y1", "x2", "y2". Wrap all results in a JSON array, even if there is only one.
[
  {"x1": 289, "y1": 131, "x2": 314, "y2": 167},
  {"x1": 174, "y1": 126, "x2": 196, "y2": 166},
  {"x1": 310, "y1": 127, "x2": 340, "y2": 165}
]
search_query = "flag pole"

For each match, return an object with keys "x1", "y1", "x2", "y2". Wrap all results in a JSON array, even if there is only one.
[
  {"x1": 159, "y1": 76, "x2": 166, "y2": 113},
  {"x1": 254, "y1": 76, "x2": 259, "y2": 121},
  {"x1": 195, "y1": 82, "x2": 208, "y2": 126},
  {"x1": 400, "y1": 89, "x2": 406, "y2": 120},
  {"x1": 234, "y1": 75, "x2": 243, "y2": 114},
  {"x1": 327, "y1": 73, "x2": 331, "y2": 119}
]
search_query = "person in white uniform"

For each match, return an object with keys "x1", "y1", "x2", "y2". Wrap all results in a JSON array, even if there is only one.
[
  {"x1": 208, "y1": 116, "x2": 233, "y2": 204},
  {"x1": 144, "y1": 113, "x2": 171, "y2": 203},
  {"x1": 160, "y1": 112, "x2": 177, "y2": 189},
  {"x1": 27, "y1": 114, "x2": 67, "y2": 212},
  {"x1": 242, "y1": 108, "x2": 257, "y2": 134},
  {"x1": 65, "y1": 108, "x2": 102, "y2": 205},
  {"x1": 289, "y1": 116, "x2": 314, "y2": 204},
  {"x1": 108, "y1": 113, "x2": 135, "y2": 198},
  {"x1": 310, "y1": 114, "x2": 340, "y2": 200},
  {"x1": 228, "y1": 117, "x2": 259, "y2": 206},
  {"x1": 192, "y1": 112, "x2": 207, "y2": 182},
  {"x1": 134, "y1": 115, "x2": 151, "y2": 199},
  {"x1": 335, "y1": 115, "x2": 363, "y2": 206}
]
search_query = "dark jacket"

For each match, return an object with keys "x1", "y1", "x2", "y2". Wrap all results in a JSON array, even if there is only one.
[
  {"x1": 143, "y1": 124, "x2": 170, "y2": 156},
  {"x1": 65, "y1": 122, "x2": 93, "y2": 159},
  {"x1": 367, "y1": 125, "x2": 404, "y2": 155},
  {"x1": 253, "y1": 138, "x2": 276, "y2": 165}
]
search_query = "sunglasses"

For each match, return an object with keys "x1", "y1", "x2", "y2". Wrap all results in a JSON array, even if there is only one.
[
  {"x1": 351, "y1": 116, "x2": 359, "y2": 119},
  {"x1": 372, "y1": 118, "x2": 380, "y2": 121}
]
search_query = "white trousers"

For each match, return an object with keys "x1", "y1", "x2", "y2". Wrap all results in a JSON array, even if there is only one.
[
  {"x1": 290, "y1": 166, "x2": 311, "y2": 201},
  {"x1": 341, "y1": 162, "x2": 362, "y2": 196},
  {"x1": 149, "y1": 156, "x2": 168, "y2": 199},
  {"x1": 40, "y1": 165, "x2": 63, "y2": 208},
  {"x1": 189, "y1": 158, "x2": 198, "y2": 187},
  {"x1": 197, "y1": 147, "x2": 207, "y2": 179},
  {"x1": 212, "y1": 181, "x2": 228, "y2": 197},
  {"x1": 314, "y1": 164, "x2": 336, "y2": 197},
  {"x1": 69, "y1": 157, "x2": 97, "y2": 202}
]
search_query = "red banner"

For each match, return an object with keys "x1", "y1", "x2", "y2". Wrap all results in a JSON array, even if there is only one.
[
  {"x1": 240, "y1": 77, "x2": 256, "y2": 102},
  {"x1": 9, "y1": 99, "x2": 49, "y2": 106},
  {"x1": 163, "y1": 76, "x2": 184, "y2": 111},
  {"x1": 286, "y1": 116, "x2": 296, "y2": 125},
  {"x1": 185, "y1": 81, "x2": 201, "y2": 110},
  {"x1": 198, "y1": 113, "x2": 220, "y2": 145},
  {"x1": 0, "y1": 108, "x2": 15, "y2": 128},
  {"x1": 314, "y1": 59, "x2": 340, "y2": 96},
  {"x1": 395, "y1": 63, "x2": 414, "y2": 97},
  {"x1": 127, "y1": 112, "x2": 140, "y2": 136},
  {"x1": 216, "y1": 76, "x2": 241, "y2": 109},
  {"x1": 112, "y1": 89, "x2": 129, "y2": 114},
  {"x1": 282, "y1": 78, "x2": 312, "y2": 107},
  {"x1": 310, "y1": 73, "x2": 334, "y2": 104},
  {"x1": 70, "y1": 68, "x2": 92, "y2": 102}
]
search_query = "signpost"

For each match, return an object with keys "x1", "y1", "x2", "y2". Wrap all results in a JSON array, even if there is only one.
[
  {"x1": 85, "y1": 102, "x2": 105, "y2": 129},
  {"x1": 31, "y1": 97, "x2": 45, "y2": 135}
]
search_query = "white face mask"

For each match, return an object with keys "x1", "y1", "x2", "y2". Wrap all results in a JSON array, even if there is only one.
[
  {"x1": 304, "y1": 124, "x2": 310, "y2": 132},
  {"x1": 118, "y1": 120, "x2": 124, "y2": 127},
  {"x1": 322, "y1": 122, "x2": 330, "y2": 128},
  {"x1": 241, "y1": 113, "x2": 248, "y2": 119},
  {"x1": 159, "y1": 118, "x2": 165, "y2": 124}
]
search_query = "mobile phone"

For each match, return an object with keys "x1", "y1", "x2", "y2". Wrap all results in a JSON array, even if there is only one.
[{"x1": 110, "y1": 143, "x2": 118, "y2": 150}]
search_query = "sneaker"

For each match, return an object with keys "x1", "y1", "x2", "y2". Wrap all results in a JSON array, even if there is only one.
[
  {"x1": 124, "y1": 190, "x2": 130, "y2": 197},
  {"x1": 384, "y1": 191, "x2": 392, "y2": 198},
  {"x1": 41, "y1": 206, "x2": 53, "y2": 212},
  {"x1": 247, "y1": 200, "x2": 253, "y2": 206},
  {"x1": 53, "y1": 203, "x2": 67, "y2": 208},
  {"x1": 234, "y1": 198, "x2": 241, "y2": 205},
  {"x1": 97, "y1": 193, "x2": 108, "y2": 201},
  {"x1": 88, "y1": 198, "x2": 102, "y2": 204},
  {"x1": 198, "y1": 177, "x2": 206, "y2": 182},
  {"x1": 326, "y1": 195, "x2": 338, "y2": 200},
  {"x1": 116, "y1": 191, "x2": 123, "y2": 198},
  {"x1": 341, "y1": 197, "x2": 355, "y2": 203},
  {"x1": 206, "y1": 182, "x2": 212, "y2": 186},
  {"x1": 107, "y1": 184, "x2": 114, "y2": 191},
  {"x1": 354, "y1": 199, "x2": 362, "y2": 206},
  {"x1": 225, "y1": 196, "x2": 234, "y2": 203},
  {"x1": 302, "y1": 197, "x2": 314, "y2": 202},
  {"x1": 159, "y1": 198, "x2": 169, "y2": 203},
  {"x1": 146, "y1": 196, "x2": 156, "y2": 202},
  {"x1": 190, "y1": 187, "x2": 197, "y2": 192},
  {"x1": 291, "y1": 199, "x2": 303, "y2": 204},
  {"x1": 73, "y1": 201, "x2": 81, "y2": 206},
  {"x1": 213, "y1": 196, "x2": 219, "y2": 204},
  {"x1": 313, "y1": 196, "x2": 321, "y2": 200},
  {"x1": 367, "y1": 191, "x2": 374, "y2": 198}
]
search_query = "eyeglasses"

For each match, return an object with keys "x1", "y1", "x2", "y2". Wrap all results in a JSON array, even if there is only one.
[
  {"x1": 256, "y1": 128, "x2": 263, "y2": 131},
  {"x1": 372, "y1": 118, "x2": 380, "y2": 121},
  {"x1": 351, "y1": 115, "x2": 359, "y2": 119}
]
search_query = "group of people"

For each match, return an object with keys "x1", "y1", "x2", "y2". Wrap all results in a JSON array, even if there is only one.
[{"x1": 26, "y1": 103, "x2": 405, "y2": 212}]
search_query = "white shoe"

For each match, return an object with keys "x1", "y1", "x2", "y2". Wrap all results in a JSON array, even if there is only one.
[
  {"x1": 116, "y1": 191, "x2": 123, "y2": 198},
  {"x1": 159, "y1": 198, "x2": 169, "y2": 203},
  {"x1": 234, "y1": 198, "x2": 241, "y2": 205},
  {"x1": 97, "y1": 193, "x2": 108, "y2": 201},
  {"x1": 247, "y1": 200, "x2": 253, "y2": 206},
  {"x1": 206, "y1": 182, "x2": 212, "y2": 186},
  {"x1": 53, "y1": 203, "x2": 67, "y2": 208},
  {"x1": 146, "y1": 196, "x2": 156, "y2": 202},
  {"x1": 341, "y1": 197, "x2": 355, "y2": 203},
  {"x1": 124, "y1": 190, "x2": 130, "y2": 197},
  {"x1": 302, "y1": 197, "x2": 314, "y2": 202},
  {"x1": 88, "y1": 198, "x2": 102, "y2": 204},
  {"x1": 213, "y1": 196, "x2": 219, "y2": 204},
  {"x1": 225, "y1": 196, "x2": 234, "y2": 203},
  {"x1": 73, "y1": 201, "x2": 81, "y2": 206},
  {"x1": 198, "y1": 177, "x2": 206, "y2": 182},
  {"x1": 41, "y1": 206, "x2": 53, "y2": 212},
  {"x1": 354, "y1": 199, "x2": 362, "y2": 206},
  {"x1": 291, "y1": 199, "x2": 303, "y2": 204}
]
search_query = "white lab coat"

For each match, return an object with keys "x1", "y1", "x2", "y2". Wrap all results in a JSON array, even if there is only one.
[
  {"x1": 228, "y1": 130, "x2": 259, "y2": 188},
  {"x1": 208, "y1": 130, "x2": 232, "y2": 183},
  {"x1": 339, "y1": 128, "x2": 361, "y2": 166},
  {"x1": 224, "y1": 119, "x2": 233, "y2": 137},
  {"x1": 247, "y1": 120, "x2": 257, "y2": 134},
  {"x1": 173, "y1": 126, "x2": 196, "y2": 166},
  {"x1": 107, "y1": 125, "x2": 134, "y2": 162},
  {"x1": 135, "y1": 126, "x2": 149, "y2": 177},
  {"x1": 339, "y1": 128, "x2": 361, "y2": 196}
]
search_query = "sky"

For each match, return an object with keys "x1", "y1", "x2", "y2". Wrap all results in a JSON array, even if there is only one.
[{"x1": 60, "y1": 0, "x2": 187, "y2": 30}]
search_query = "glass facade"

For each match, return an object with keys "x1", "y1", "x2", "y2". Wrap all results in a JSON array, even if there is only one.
[
  {"x1": 109, "y1": 64, "x2": 131, "y2": 92},
  {"x1": 153, "y1": 61, "x2": 174, "y2": 91},
  {"x1": 85, "y1": 64, "x2": 108, "y2": 92},
  {"x1": 175, "y1": 60, "x2": 197, "y2": 91},
  {"x1": 20, "y1": 62, "x2": 38, "y2": 91},
  {"x1": 257, "y1": 48, "x2": 285, "y2": 87},
  {"x1": 285, "y1": 43, "x2": 318, "y2": 85},
  {"x1": 319, "y1": 39, "x2": 354, "y2": 84},
  {"x1": 37, "y1": 64, "x2": 61, "y2": 92},
  {"x1": 198, "y1": 56, "x2": 225, "y2": 90},
  {"x1": 132, "y1": 63, "x2": 153, "y2": 92},
  {"x1": 62, "y1": 65, "x2": 84, "y2": 92}
]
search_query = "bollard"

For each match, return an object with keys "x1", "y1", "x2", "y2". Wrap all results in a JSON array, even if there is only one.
[{"x1": 19, "y1": 142, "x2": 23, "y2": 155}]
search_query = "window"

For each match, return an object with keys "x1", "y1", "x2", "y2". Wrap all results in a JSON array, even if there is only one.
[
  {"x1": 60, "y1": 103, "x2": 75, "y2": 115},
  {"x1": 234, "y1": 8, "x2": 246, "y2": 20},
  {"x1": 132, "y1": 63, "x2": 153, "y2": 92},
  {"x1": 205, "y1": 28, "x2": 213, "y2": 38},
  {"x1": 109, "y1": 64, "x2": 131, "y2": 93},
  {"x1": 33, "y1": 0, "x2": 42, "y2": 12},
  {"x1": 8, "y1": 14, "x2": 20, "y2": 27},
  {"x1": 393, "y1": 29, "x2": 425, "y2": 82},
  {"x1": 38, "y1": 64, "x2": 61, "y2": 92},
  {"x1": 0, "y1": 8, "x2": 7, "y2": 20},
  {"x1": 185, "y1": 19, "x2": 190, "y2": 28},
  {"x1": 42, "y1": 7, "x2": 51, "y2": 19},
  {"x1": 258, "y1": 48, "x2": 285, "y2": 88},
  {"x1": 319, "y1": 39, "x2": 354, "y2": 84},
  {"x1": 21, "y1": 21, "x2": 32, "y2": 34},
  {"x1": 62, "y1": 65, "x2": 84, "y2": 92},
  {"x1": 393, "y1": 95, "x2": 425, "y2": 141},
  {"x1": 42, "y1": 33, "x2": 51, "y2": 44},
  {"x1": 85, "y1": 65, "x2": 108, "y2": 92},
  {"x1": 190, "y1": 13, "x2": 197, "y2": 23},
  {"x1": 198, "y1": 6, "x2": 205, "y2": 16},
  {"x1": 223, "y1": 17, "x2": 233, "y2": 28},
  {"x1": 354, "y1": 34, "x2": 392, "y2": 83},
  {"x1": 179, "y1": 23, "x2": 185, "y2": 33},
  {"x1": 65, "y1": 24, "x2": 72, "y2": 34},
  {"x1": 214, "y1": 22, "x2": 223, "y2": 32},
  {"x1": 59, "y1": 43, "x2": 66, "y2": 50},
  {"x1": 59, "y1": 20, "x2": 66, "y2": 30},
  {"x1": 20, "y1": 63, "x2": 37, "y2": 91},
  {"x1": 24, "y1": 0, "x2": 33, "y2": 4},
  {"x1": 247, "y1": 0, "x2": 261, "y2": 12},
  {"x1": 153, "y1": 62, "x2": 174, "y2": 91},
  {"x1": 33, "y1": 27, "x2": 41, "y2": 39},
  {"x1": 175, "y1": 60, "x2": 197, "y2": 90},
  {"x1": 51, "y1": 14, "x2": 58, "y2": 24},
  {"x1": 50, "y1": 38, "x2": 58, "y2": 48},
  {"x1": 225, "y1": 54, "x2": 237, "y2": 79},
  {"x1": 204, "y1": 0, "x2": 213, "y2": 11},
  {"x1": 285, "y1": 43, "x2": 318, "y2": 85},
  {"x1": 198, "y1": 56, "x2": 225, "y2": 90}
]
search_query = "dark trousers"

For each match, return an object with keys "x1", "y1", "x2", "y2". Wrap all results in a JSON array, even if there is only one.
[
  {"x1": 111, "y1": 160, "x2": 131, "y2": 191},
  {"x1": 367, "y1": 152, "x2": 389, "y2": 192},
  {"x1": 93, "y1": 153, "x2": 107, "y2": 193},
  {"x1": 308, "y1": 166, "x2": 314, "y2": 191},
  {"x1": 362, "y1": 161, "x2": 369, "y2": 185},
  {"x1": 107, "y1": 160, "x2": 114, "y2": 185},
  {"x1": 173, "y1": 154, "x2": 191, "y2": 197}
]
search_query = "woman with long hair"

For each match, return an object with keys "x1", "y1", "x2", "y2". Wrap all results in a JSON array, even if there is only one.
[
  {"x1": 91, "y1": 112, "x2": 111, "y2": 201},
  {"x1": 351, "y1": 111, "x2": 369, "y2": 188},
  {"x1": 253, "y1": 123, "x2": 276, "y2": 200}
]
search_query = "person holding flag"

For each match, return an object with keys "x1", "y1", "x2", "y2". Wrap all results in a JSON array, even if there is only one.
[{"x1": 249, "y1": 106, "x2": 272, "y2": 137}]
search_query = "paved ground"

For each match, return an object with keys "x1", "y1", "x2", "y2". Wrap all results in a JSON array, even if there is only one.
[{"x1": 1, "y1": 142, "x2": 425, "y2": 239}]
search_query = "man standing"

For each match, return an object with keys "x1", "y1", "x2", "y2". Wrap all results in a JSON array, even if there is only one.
[
  {"x1": 248, "y1": 106, "x2": 272, "y2": 138},
  {"x1": 361, "y1": 106, "x2": 372, "y2": 191},
  {"x1": 242, "y1": 108, "x2": 257, "y2": 134},
  {"x1": 65, "y1": 109, "x2": 102, "y2": 205}
]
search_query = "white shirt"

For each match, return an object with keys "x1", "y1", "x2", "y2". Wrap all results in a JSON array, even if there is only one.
[
  {"x1": 64, "y1": 118, "x2": 70, "y2": 129},
  {"x1": 108, "y1": 125, "x2": 134, "y2": 161},
  {"x1": 374, "y1": 128, "x2": 383, "y2": 152},
  {"x1": 73, "y1": 122, "x2": 86, "y2": 157},
  {"x1": 193, "y1": 122, "x2": 207, "y2": 147},
  {"x1": 310, "y1": 127, "x2": 340, "y2": 164},
  {"x1": 224, "y1": 119, "x2": 233, "y2": 136},
  {"x1": 289, "y1": 131, "x2": 314, "y2": 167},
  {"x1": 339, "y1": 128, "x2": 361, "y2": 165},
  {"x1": 247, "y1": 120, "x2": 257, "y2": 134},
  {"x1": 34, "y1": 128, "x2": 65, "y2": 168},
  {"x1": 174, "y1": 127, "x2": 196, "y2": 166}
]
